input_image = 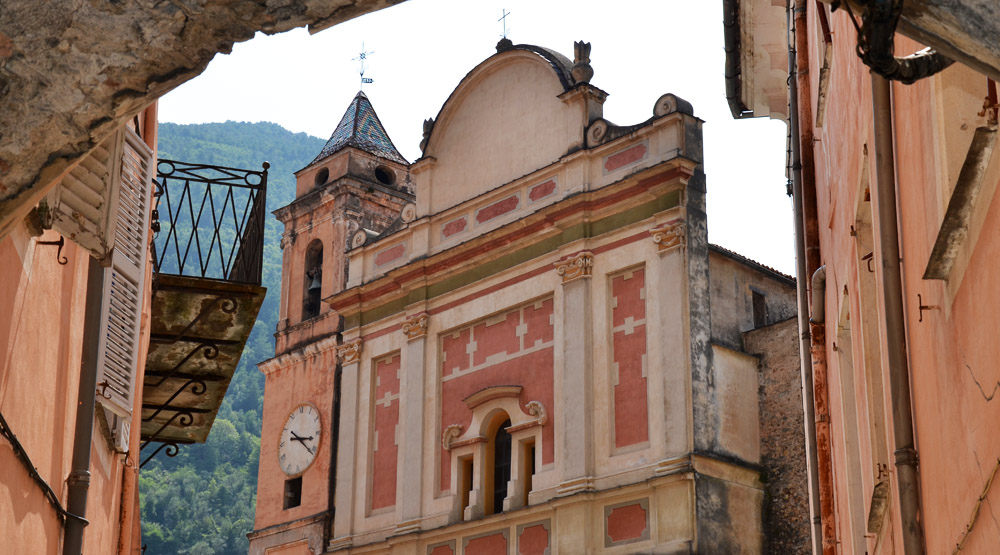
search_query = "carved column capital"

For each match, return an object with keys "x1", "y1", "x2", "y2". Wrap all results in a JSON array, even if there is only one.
[
  {"x1": 650, "y1": 219, "x2": 686, "y2": 252},
  {"x1": 336, "y1": 338, "x2": 363, "y2": 365},
  {"x1": 402, "y1": 312, "x2": 430, "y2": 341},
  {"x1": 555, "y1": 251, "x2": 594, "y2": 283}
]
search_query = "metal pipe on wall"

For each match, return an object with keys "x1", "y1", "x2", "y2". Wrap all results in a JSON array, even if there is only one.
[
  {"x1": 793, "y1": 1, "x2": 837, "y2": 553},
  {"x1": 63, "y1": 257, "x2": 104, "y2": 555},
  {"x1": 787, "y1": 1, "x2": 823, "y2": 551},
  {"x1": 870, "y1": 73, "x2": 925, "y2": 555}
]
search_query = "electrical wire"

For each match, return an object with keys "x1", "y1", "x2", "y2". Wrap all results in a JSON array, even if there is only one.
[
  {"x1": 953, "y1": 457, "x2": 1000, "y2": 553},
  {"x1": 0, "y1": 409, "x2": 88, "y2": 526}
]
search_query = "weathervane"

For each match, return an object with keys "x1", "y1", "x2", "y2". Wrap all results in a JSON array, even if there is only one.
[
  {"x1": 353, "y1": 42, "x2": 375, "y2": 90},
  {"x1": 499, "y1": 9, "x2": 511, "y2": 40}
]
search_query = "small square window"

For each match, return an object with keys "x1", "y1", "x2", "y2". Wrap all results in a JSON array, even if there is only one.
[{"x1": 284, "y1": 477, "x2": 302, "y2": 510}]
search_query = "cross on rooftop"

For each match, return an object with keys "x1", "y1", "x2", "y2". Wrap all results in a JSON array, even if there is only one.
[
  {"x1": 499, "y1": 9, "x2": 511, "y2": 40},
  {"x1": 353, "y1": 42, "x2": 375, "y2": 89}
]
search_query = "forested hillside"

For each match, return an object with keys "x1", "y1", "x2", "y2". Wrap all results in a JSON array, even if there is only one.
[{"x1": 139, "y1": 121, "x2": 324, "y2": 555}]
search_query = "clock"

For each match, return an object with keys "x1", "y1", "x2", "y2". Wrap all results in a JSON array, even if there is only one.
[{"x1": 278, "y1": 403, "x2": 322, "y2": 476}]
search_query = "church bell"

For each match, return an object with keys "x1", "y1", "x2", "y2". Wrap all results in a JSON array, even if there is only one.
[{"x1": 307, "y1": 271, "x2": 322, "y2": 293}]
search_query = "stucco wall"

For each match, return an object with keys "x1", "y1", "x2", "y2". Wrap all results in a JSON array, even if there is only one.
[
  {"x1": 803, "y1": 5, "x2": 1000, "y2": 553},
  {"x1": 708, "y1": 248, "x2": 796, "y2": 349},
  {"x1": 417, "y1": 51, "x2": 583, "y2": 217},
  {"x1": 0, "y1": 221, "x2": 149, "y2": 555}
]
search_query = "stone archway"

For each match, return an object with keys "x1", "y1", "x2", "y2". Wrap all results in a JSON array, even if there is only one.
[{"x1": 0, "y1": 0, "x2": 406, "y2": 237}]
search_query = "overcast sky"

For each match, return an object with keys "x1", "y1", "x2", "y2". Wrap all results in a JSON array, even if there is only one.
[{"x1": 159, "y1": 0, "x2": 794, "y2": 275}]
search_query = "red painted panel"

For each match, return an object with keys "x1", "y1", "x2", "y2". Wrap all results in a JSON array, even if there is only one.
[
  {"x1": 428, "y1": 545, "x2": 454, "y2": 555},
  {"x1": 611, "y1": 269, "x2": 646, "y2": 326},
  {"x1": 441, "y1": 328, "x2": 471, "y2": 377},
  {"x1": 439, "y1": 303, "x2": 555, "y2": 492},
  {"x1": 465, "y1": 533, "x2": 507, "y2": 555},
  {"x1": 604, "y1": 143, "x2": 647, "y2": 172},
  {"x1": 372, "y1": 354, "x2": 400, "y2": 510},
  {"x1": 611, "y1": 270, "x2": 649, "y2": 448},
  {"x1": 522, "y1": 299, "x2": 554, "y2": 348},
  {"x1": 375, "y1": 244, "x2": 405, "y2": 266},
  {"x1": 528, "y1": 180, "x2": 556, "y2": 202},
  {"x1": 607, "y1": 503, "x2": 648, "y2": 543},
  {"x1": 442, "y1": 217, "x2": 468, "y2": 238},
  {"x1": 518, "y1": 524, "x2": 549, "y2": 555},
  {"x1": 475, "y1": 195, "x2": 519, "y2": 224},
  {"x1": 471, "y1": 311, "x2": 520, "y2": 367}
]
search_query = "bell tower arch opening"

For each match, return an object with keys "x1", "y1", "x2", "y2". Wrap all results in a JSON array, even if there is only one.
[{"x1": 302, "y1": 239, "x2": 323, "y2": 321}]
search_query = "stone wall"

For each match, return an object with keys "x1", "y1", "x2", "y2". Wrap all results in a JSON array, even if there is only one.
[
  {"x1": 743, "y1": 316, "x2": 810, "y2": 554},
  {"x1": 0, "y1": 0, "x2": 404, "y2": 238}
]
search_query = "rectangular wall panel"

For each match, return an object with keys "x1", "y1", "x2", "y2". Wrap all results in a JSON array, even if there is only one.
[
  {"x1": 610, "y1": 268, "x2": 650, "y2": 449},
  {"x1": 371, "y1": 353, "x2": 401, "y2": 511}
]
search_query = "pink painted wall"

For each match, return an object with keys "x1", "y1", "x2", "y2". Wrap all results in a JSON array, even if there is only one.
[
  {"x1": 254, "y1": 348, "x2": 336, "y2": 530},
  {"x1": 0, "y1": 109, "x2": 156, "y2": 555},
  {"x1": 806, "y1": 5, "x2": 1000, "y2": 552},
  {"x1": 438, "y1": 299, "x2": 555, "y2": 492}
]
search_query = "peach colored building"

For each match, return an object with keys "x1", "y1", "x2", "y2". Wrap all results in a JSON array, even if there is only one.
[
  {"x1": 0, "y1": 108, "x2": 159, "y2": 555},
  {"x1": 251, "y1": 41, "x2": 809, "y2": 555},
  {"x1": 730, "y1": 1, "x2": 1000, "y2": 554},
  {"x1": 1, "y1": 102, "x2": 266, "y2": 554}
]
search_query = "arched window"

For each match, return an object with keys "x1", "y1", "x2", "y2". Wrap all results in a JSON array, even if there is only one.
[
  {"x1": 487, "y1": 417, "x2": 512, "y2": 515},
  {"x1": 302, "y1": 239, "x2": 323, "y2": 320}
]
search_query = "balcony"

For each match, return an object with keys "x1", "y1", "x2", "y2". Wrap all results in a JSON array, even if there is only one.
[{"x1": 139, "y1": 159, "x2": 268, "y2": 467}]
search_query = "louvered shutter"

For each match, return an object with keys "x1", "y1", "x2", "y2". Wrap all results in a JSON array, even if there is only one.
[
  {"x1": 95, "y1": 128, "x2": 154, "y2": 418},
  {"x1": 48, "y1": 130, "x2": 126, "y2": 259}
]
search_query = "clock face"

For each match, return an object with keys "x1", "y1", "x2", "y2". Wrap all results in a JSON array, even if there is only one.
[{"x1": 278, "y1": 404, "x2": 322, "y2": 476}]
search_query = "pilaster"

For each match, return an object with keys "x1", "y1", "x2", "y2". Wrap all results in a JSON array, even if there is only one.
[
  {"x1": 396, "y1": 311, "x2": 429, "y2": 533},
  {"x1": 554, "y1": 251, "x2": 595, "y2": 495},
  {"x1": 331, "y1": 338, "x2": 363, "y2": 548}
]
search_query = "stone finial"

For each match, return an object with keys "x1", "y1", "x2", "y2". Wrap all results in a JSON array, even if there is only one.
[
  {"x1": 496, "y1": 37, "x2": 514, "y2": 52},
  {"x1": 419, "y1": 117, "x2": 435, "y2": 152},
  {"x1": 572, "y1": 40, "x2": 593, "y2": 83}
]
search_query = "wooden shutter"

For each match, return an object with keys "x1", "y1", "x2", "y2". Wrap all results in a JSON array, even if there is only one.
[
  {"x1": 48, "y1": 130, "x2": 125, "y2": 260},
  {"x1": 95, "y1": 128, "x2": 154, "y2": 418}
]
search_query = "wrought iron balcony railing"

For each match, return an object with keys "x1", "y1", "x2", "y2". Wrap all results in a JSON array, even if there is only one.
[{"x1": 151, "y1": 159, "x2": 269, "y2": 285}]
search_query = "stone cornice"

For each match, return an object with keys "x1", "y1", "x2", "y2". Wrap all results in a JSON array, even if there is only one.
[
  {"x1": 258, "y1": 334, "x2": 339, "y2": 375},
  {"x1": 326, "y1": 159, "x2": 695, "y2": 320}
]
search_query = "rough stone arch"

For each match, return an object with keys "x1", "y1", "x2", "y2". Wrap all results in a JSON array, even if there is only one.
[{"x1": 0, "y1": 0, "x2": 406, "y2": 238}]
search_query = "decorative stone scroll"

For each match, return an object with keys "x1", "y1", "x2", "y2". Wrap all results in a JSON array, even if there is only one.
[
  {"x1": 525, "y1": 400, "x2": 548, "y2": 426},
  {"x1": 650, "y1": 220, "x2": 686, "y2": 252},
  {"x1": 442, "y1": 424, "x2": 464, "y2": 451},
  {"x1": 402, "y1": 312, "x2": 430, "y2": 341},
  {"x1": 336, "y1": 338, "x2": 363, "y2": 365},
  {"x1": 555, "y1": 251, "x2": 594, "y2": 283}
]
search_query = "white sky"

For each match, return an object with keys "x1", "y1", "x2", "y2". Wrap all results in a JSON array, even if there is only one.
[{"x1": 159, "y1": 0, "x2": 794, "y2": 275}]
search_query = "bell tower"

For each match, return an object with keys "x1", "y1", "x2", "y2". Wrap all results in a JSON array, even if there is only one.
[{"x1": 249, "y1": 91, "x2": 414, "y2": 555}]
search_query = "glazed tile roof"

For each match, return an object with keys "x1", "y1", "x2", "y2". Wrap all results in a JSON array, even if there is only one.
[{"x1": 310, "y1": 91, "x2": 408, "y2": 166}]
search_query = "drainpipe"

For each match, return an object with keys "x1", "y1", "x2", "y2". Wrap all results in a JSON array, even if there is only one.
[
  {"x1": 870, "y1": 73, "x2": 925, "y2": 554},
  {"x1": 63, "y1": 257, "x2": 104, "y2": 555},
  {"x1": 787, "y1": 3, "x2": 823, "y2": 553},
  {"x1": 793, "y1": 1, "x2": 837, "y2": 553}
]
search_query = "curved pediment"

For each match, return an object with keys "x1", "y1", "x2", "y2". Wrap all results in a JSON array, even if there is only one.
[{"x1": 415, "y1": 44, "x2": 590, "y2": 215}]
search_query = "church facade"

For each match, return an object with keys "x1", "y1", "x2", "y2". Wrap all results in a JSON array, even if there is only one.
[{"x1": 250, "y1": 41, "x2": 806, "y2": 555}]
